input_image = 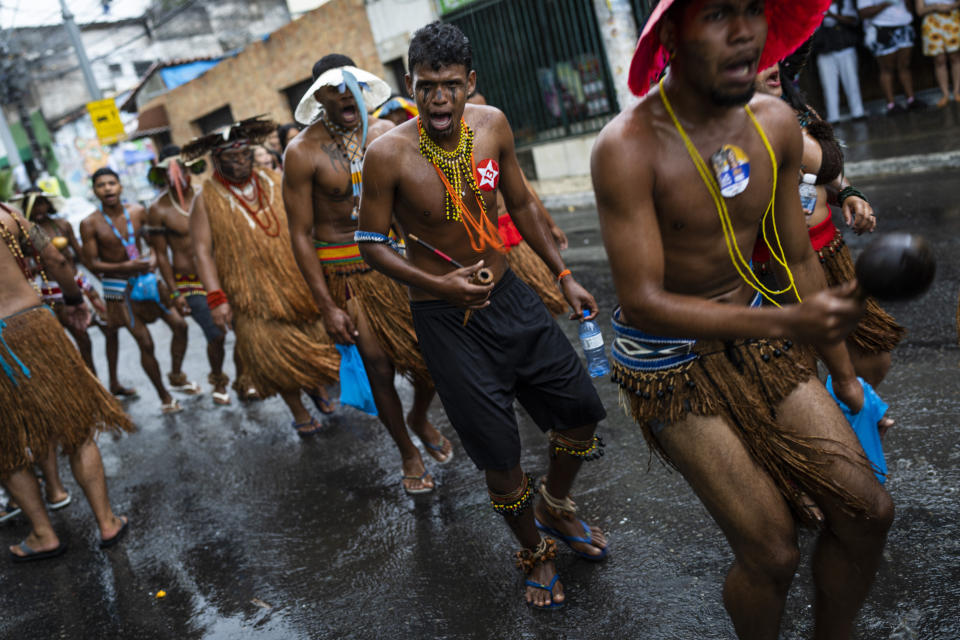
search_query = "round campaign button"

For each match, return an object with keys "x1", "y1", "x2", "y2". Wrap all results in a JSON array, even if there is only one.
[{"x1": 710, "y1": 144, "x2": 750, "y2": 198}]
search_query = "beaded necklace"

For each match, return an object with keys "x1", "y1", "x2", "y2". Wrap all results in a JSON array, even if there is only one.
[
  {"x1": 215, "y1": 171, "x2": 281, "y2": 237},
  {"x1": 417, "y1": 118, "x2": 504, "y2": 254},
  {"x1": 0, "y1": 204, "x2": 47, "y2": 294},
  {"x1": 321, "y1": 110, "x2": 365, "y2": 220}
]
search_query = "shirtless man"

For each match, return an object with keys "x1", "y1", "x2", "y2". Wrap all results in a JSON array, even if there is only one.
[
  {"x1": 1, "y1": 201, "x2": 132, "y2": 560},
  {"x1": 13, "y1": 187, "x2": 137, "y2": 396},
  {"x1": 594, "y1": 1, "x2": 893, "y2": 637},
  {"x1": 147, "y1": 146, "x2": 230, "y2": 405},
  {"x1": 286, "y1": 53, "x2": 451, "y2": 494},
  {"x1": 359, "y1": 22, "x2": 608, "y2": 608},
  {"x1": 80, "y1": 168, "x2": 193, "y2": 414}
]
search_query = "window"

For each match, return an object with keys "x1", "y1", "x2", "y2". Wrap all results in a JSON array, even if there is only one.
[
  {"x1": 108, "y1": 63, "x2": 123, "y2": 74},
  {"x1": 193, "y1": 105, "x2": 235, "y2": 135},
  {"x1": 134, "y1": 61, "x2": 154, "y2": 78},
  {"x1": 283, "y1": 78, "x2": 314, "y2": 122},
  {"x1": 386, "y1": 57, "x2": 406, "y2": 95}
]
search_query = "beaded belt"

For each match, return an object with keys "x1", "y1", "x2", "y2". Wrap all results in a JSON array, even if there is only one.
[
  {"x1": 611, "y1": 293, "x2": 761, "y2": 372},
  {"x1": 174, "y1": 273, "x2": 206, "y2": 297},
  {"x1": 315, "y1": 240, "x2": 370, "y2": 275},
  {"x1": 101, "y1": 277, "x2": 128, "y2": 302}
]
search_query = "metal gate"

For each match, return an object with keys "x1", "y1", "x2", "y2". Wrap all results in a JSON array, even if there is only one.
[{"x1": 445, "y1": 0, "x2": 619, "y2": 146}]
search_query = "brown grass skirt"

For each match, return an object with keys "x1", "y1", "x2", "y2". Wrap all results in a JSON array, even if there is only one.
[
  {"x1": 612, "y1": 338, "x2": 870, "y2": 519},
  {"x1": 819, "y1": 233, "x2": 905, "y2": 354},
  {"x1": 323, "y1": 263, "x2": 430, "y2": 383},
  {"x1": 505, "y1": 241, "x2": 567, "y2": 316},
  {"x1": 232, "y1": 313, "x2": 339, "y2": 398},
  {"x1": 0, "y1": 306, "x2": 134, "y2": 475}
]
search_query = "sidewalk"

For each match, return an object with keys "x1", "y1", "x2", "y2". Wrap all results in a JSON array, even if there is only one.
[{"x1": 536, "y1": 93, "x2": 960, "y2": 209}]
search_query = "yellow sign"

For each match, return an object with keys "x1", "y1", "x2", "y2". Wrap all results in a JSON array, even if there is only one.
[{"x1": 87, "y1": 98, "x2": 126, "y2": 145}]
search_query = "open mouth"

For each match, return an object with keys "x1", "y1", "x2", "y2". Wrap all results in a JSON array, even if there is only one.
[
  {"x1": 428, "y1": 111, "x2": 453, "y2": 132},
  {"x1": 766, "y1": 69, "x2": 781, "y2": 89},
  {"x1": 723, "y1": 54, "x2": 759, "y2": 83},
  {"x1": 340, "y1": 104, "x2": 358, "y2": 124}
]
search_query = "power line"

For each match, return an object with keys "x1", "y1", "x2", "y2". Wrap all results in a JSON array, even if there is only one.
[{"x1": 30, "y1": 0, "x2": 203, "y2": 78}]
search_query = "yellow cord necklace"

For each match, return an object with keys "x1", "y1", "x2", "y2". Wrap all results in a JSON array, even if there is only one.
[{"x1": 657, "y1": 79, "x2": 801, "y2": 306}]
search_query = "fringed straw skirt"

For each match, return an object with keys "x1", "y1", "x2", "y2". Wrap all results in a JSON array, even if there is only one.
[{"x1": 0, "y1": 306, "x2": 134, "y2": 475}]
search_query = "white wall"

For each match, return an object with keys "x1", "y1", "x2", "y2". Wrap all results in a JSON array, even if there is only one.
[{"x1": 366, "y1": 0, "x2": 438, "y2": 66}]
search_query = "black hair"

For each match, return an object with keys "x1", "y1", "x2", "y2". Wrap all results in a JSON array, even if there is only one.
[
  {"x1": 277, "y1": 123, "x2": 300, "y2": 152},
  {"x1": 408, "y1": 21, "x2": 472, "y2": 74},
  {"x1": 158, "y1": 144, "x2": 182, "y2": 162},
  {"x1": 91, "y1": 167, "x2": 120, "y2": 186},
  {"x1": 312, "y1": 54, "x2": 356, "y2": 81}
]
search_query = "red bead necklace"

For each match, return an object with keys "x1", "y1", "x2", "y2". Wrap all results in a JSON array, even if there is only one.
[{"x1": 215, "y1": 172, "x2": 280, "y2": 237}]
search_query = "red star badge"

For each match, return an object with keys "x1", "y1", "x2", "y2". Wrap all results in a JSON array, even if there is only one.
[{"x1": 475, "y1": 158, "x2": 500, "y2": 191}]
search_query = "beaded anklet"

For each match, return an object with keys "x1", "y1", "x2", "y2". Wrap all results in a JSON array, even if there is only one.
[
  {"x1": 514, "y1": 537, "x2": 557, "y2": 574},
  {"x1": 489, "y1": 473, "x2": 536, "y2": 517},
  {"x1": 549, "y1": 431, "x2": 605, "y2": 461}
]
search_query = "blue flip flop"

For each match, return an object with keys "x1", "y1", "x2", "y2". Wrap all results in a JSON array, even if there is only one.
[
  {"x1": 292, "y1": 419, "x2": 323, "y2": 438},
  {"x1": 423, "y1": 437, "x2": 454, "y2": 465},
  {"x1": 534, "y1": 518, "x2": 608, "y2": 562},
  {"x1": 525, "y1": 574, "x2": 564, "y2": 610}
]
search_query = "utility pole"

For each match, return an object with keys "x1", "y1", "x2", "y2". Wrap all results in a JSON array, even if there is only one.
[{"x1": 59, "y1": 0, "x2": 103, "y2": 101}]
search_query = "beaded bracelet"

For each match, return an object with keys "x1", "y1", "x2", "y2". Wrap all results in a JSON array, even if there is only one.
[
  {"x1": 838, "y1": 186, "x2": 868, "y2": 208},
  {"x1": 206, "y1": 289, "x2": 228, "y2": 309},
  {"x1": 556, "y1": 268, "x2": 572, "y2": 283},
  {"x1": 354, "y1": 230, "x2": 392, "y2": 244},
  {"x1": 170, "y1": 290, "x2": 182, "y2": 300}
]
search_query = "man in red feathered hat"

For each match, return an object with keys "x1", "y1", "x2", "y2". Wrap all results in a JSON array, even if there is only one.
[{"x1": 593, "y1": 1, "x2": 893, "y2": 638}]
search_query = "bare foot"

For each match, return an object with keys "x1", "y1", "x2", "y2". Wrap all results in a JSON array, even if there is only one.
[
  {"x1": 878, "y1": 416, "x2": 895, "y2": 440},
  {"x1": 406, "y1": 412, "x2": 452, "y2": 464},
  {"x1": 534, "y1": 501, "x2": 607, "y2": 559},
  {"x1": 524, "y1": 557, "x2": 565, "y2": 608}
]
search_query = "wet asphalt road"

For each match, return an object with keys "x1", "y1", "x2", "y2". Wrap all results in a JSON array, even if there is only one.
[{"x1": 2, "y1": 170, "x2": 958, "y2": 640}]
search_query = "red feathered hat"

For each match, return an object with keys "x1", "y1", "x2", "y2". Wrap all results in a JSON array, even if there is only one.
[{"x1": 628, "y1": 0, "x2": 831, "y2": 96}]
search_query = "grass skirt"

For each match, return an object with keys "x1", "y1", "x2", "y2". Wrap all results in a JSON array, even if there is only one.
[
  {"x1": 612, "y1": 338, "x2": 871, "y2": 519},
  {"x1": 0, "y1": 307, "x2": 134, "y2": 475},
  {"x1": 505, "y1": 241, "x2": 567, "y2": 316},
  {"x1": 323, "y1": 262, "x2": 430, "y2": 383},
  {"x1": 202, "y1": 169, "x2": 339, "y2": 397}
]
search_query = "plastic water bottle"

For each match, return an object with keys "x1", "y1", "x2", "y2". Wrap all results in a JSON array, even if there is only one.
[
  {"x1": 799, "y1": 173, "x2": 818, "y2": 216},
  {"x1": 578, "y1": 310, "x2": 610, "y2": 377}
]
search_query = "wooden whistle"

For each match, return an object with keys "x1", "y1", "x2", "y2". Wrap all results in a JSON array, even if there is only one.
[{"x1": 462, "y1": 267, "x2": 494, "y2": 327}]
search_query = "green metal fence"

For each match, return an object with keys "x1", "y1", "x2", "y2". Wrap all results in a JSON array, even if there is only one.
[
  {"x1": 630, "y1": 0, "x2": 657, "y2": 33},
  {"x1": 445, "y1": 0, "x2": 619, "y2": 146}
]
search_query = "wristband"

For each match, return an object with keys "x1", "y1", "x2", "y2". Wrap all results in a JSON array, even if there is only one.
[
  {"x1": 206, "y1": 289, "x2": 228, "y2": 309},
  {"x1": 63, "y1": 291, "x2": 84, "y2": 306},
  {"x1": 838, "y1": 186, "x2": 867, "y2": 208},
  {"x1": 170, "y1": 290, "x2": 182, "y2": 300},
  {"x1": 556, "y1": 269, "x2": 572, "y2": 283}
]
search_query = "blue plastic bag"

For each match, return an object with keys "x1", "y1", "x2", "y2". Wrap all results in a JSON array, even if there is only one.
[
  {"x1": 826, "y1": 376, "x2": 888, "y2": 484},
  {"x1": 336, "y1": 344, "x2": 378, "y2": 416}
]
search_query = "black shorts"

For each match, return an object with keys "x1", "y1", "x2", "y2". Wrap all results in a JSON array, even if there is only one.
[
  {"x1": 185, "y1": 293, "x2": 224, "y2": 343},
  {"x1": 411, "y1": 269, "x2": 606, "y2": 471}
]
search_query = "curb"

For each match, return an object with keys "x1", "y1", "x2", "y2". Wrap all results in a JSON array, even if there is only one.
[{"x1": 540, "y1": 151, "x2": 960, "y2": 210}]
